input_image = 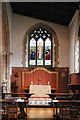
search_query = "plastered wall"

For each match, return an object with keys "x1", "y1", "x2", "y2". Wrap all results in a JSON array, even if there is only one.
[{"x1": 12, "y1": 14, "x2": 69, "y2": 68}]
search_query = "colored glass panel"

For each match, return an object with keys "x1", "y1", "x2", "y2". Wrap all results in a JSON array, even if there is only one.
[
  {"x1": 30, "y1": 38, "x2": 36, "y2": 65},
  {"x1": 45, "y1": 38, "x2": 51, "y2": 65}
]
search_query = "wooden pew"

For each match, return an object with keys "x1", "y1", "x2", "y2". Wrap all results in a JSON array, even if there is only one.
[
  {"x1": 52, "y1": 100, "x2": 80, "y2": 120},
  {"x1": 0, "y1": 99, "x2": 29, "y2": 119},
  {"x1": 48, "y1": 93, "x2": 73, "y2": 100},
  {"x1": 2, "y1": 93, "x2": 33, "y2": 99}
]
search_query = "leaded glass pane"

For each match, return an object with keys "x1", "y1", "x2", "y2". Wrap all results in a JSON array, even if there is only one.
[
  {"x1": 30, "y1": 38, "x2": 36, "y2": 65},
  {"x1": 75, "y1": 40, "x2": 79, "y2": 73},
  {"x1": 29, "y1": 27, "x2": 52, "y2": 67},
  {"x1": 45, "y1": 38, "x2": 51, "y2": 65},
  {"x1": 37, "y1": 38, "x2": 43, "y2": 65}
]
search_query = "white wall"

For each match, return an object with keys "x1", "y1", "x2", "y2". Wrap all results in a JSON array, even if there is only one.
[
  {"x1": 69, "y1": 10, "x2": 78, "y2": 74},
  {"x1": 12, "y1": 14, "x2": 69, "y2": 67},
  {"x1": 50, "y1": 23, "x2": 69, "y2": 67}
]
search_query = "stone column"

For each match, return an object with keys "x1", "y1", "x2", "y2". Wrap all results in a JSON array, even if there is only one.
[
  {"x1": 1, "y1": 3, "x2": 10, "y2": 93},
  {"x1": 0, "y1": 2, "x2": 2, "y2": 90}
]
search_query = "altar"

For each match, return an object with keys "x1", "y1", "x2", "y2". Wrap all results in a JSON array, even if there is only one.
[
  {"x1": 21, "y1": 67, "x2": 58, "y2": 106},
  {"x1": 29, "y1": 85, "x2": 51, "y2": 96},
  {"x1": 29, "y1": 85, "x2": 52, "y2": 106}
]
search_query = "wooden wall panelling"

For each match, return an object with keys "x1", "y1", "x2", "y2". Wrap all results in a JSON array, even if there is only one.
[
  {"x1": 11, "y1": 67, "x2": 69, "y2": 93},
  {"x1": 69, "y1": 73, "x2": 80, "y2": 94},
  {"x1": 22, "y1": 67, "x2": 58, "y2": 91},
  {"x1": 11, "y1": 67, "x2": 31, "y2": 93},
  {"x1": 70, "y1": 73, "x2": 80, "y2": 84},
  {"x1": 55, "y1": 67, "x2": 69, "y2": 93}
]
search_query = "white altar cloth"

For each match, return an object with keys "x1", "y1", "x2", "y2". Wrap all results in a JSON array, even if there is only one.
[
  {"x1": 29, "y1": 85, "x2": 51, "y2": 106},
  {"x1": 29, "y1": 85, "x2": 51, "y2": 96}
]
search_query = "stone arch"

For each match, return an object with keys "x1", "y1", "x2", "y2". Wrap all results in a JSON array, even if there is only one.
[{"x1": 22, "y1": 22, "x2": 59, "y2": 67}]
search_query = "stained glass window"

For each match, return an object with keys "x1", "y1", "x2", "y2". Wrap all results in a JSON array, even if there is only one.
[
  {"x1": 74, "y1": 40, "x2": 79, "y2": 73},
  {"x1": 29, "y1": 38, "x2": 36, "y2": 65},
  {"x1": 45, "y1": 38, "x2": 51, "y2": 65},
  {"x1": 29, "y1": 27, "x2": 52, "y2": 67},
  {"x1": 74, "y1": 27, "x2": 80, "y2": 73},
  {"x1": 37, "y1": 38, "x2": 43, "y2": 65}
]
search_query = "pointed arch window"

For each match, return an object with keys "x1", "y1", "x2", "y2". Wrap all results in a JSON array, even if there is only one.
[
  {"x1": 29, "y1": 27, "x2": 52, "y2": 67},
  {"x1": 74, "y1": 27, "x2": 80, "y2": 73}
]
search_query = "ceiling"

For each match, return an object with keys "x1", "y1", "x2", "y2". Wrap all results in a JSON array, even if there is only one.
[{"x1": 10, "y1": 2, "x2": 79, "y2": 26}]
